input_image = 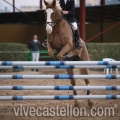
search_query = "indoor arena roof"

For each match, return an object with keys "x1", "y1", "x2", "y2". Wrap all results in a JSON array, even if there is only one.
[{"x1": 0, "y1": 4, "x2": 120, "y2": 24}]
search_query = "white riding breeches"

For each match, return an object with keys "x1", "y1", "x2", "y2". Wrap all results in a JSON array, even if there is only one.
[
  {"x1": 71, "y1": 22, "x2": 78, "y2": 30},
  {"x1": 32, "y1": 52, "x2": 40, "y2": 61}
]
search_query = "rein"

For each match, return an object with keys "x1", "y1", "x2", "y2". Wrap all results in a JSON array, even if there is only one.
[
  {"x1": 45, "y1": 10, "x2": 64, "y2": 27},
  {"x1": 46, "y1": 18, "x2": 62, "y2": 27}
]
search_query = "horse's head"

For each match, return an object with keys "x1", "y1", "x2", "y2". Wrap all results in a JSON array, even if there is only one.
[{"x1": 44, "y1": 0, "x2": 63, "y2": 34}]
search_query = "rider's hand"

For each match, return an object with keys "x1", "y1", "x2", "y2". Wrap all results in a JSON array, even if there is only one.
[{"x1": 62, "y1": 11, "x2": 69, "y2": 15}]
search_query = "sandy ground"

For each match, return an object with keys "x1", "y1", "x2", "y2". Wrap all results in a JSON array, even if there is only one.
[{"x1": 0, "y1": 69, "x2": 120, "y2": 120}]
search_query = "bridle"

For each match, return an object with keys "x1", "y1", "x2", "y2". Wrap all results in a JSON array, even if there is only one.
[{"x1": 45, "y1": 8, "x2": 64, "y2": 27}]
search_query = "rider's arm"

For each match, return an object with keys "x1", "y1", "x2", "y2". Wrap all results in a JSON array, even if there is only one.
[{"x1": 67, "y1": 0, "x2": 75, "y2": 16}]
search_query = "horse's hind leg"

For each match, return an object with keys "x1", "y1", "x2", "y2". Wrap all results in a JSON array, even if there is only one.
[
  {"x1": 80, "y1": 68, "x2": 93, "y2": 107},
  {"x1": 80, "y1": 69, "x2": 90, "y2": 95},
  {"x1": 79, "y1": 40, "x2": 93, "y2": 107},
  {"x1": 67, "y1": 68, "x2": 79, "y2": 107}
]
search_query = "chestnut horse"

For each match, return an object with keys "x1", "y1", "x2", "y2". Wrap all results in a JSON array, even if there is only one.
[{"x1": 44, "y1": 0, "x2": 93, "y2": 107}]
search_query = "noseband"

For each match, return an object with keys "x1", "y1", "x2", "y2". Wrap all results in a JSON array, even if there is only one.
[{"x1": 45, "y1": 8, "x2": 63, "y2": 27}]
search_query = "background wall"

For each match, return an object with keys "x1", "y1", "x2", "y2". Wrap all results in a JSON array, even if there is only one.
[
  {"x1": 0, "y1": 24, "x2": 46, "y2": 49},
  {"x1": 0, "y1": 22, "x2": 119, "y2": 48},
  {"x1": 86, "y1": 22, "x2": 120, "y2": 42}
]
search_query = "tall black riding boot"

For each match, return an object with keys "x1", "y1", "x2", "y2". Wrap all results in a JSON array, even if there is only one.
[{"x1": 74, "y1": 29, "x2": 82, "y2": 50}]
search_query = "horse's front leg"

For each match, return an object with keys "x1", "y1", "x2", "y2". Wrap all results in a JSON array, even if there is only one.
[
  {"x1": 47, "y1": 41, "x2": 54, "y2": 59},
  {"x1": 56, "y1": 44, "x2": 70, "y2": 60}
]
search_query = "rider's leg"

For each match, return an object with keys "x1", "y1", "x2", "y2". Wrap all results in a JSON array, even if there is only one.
[{"x1": 71, "y1": 22, "x2": 82, "y2": 50}]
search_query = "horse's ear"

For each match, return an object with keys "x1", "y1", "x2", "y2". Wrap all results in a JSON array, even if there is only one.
[
  {"x1": 52, "y1": 0, "x2": 56, "y2": 7},
  {"x1": 44, "y1": 0, "x2": 49, "y2": 7}
]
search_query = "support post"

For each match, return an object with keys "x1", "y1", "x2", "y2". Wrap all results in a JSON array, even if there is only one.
[
  {"x1": 40, "y1": 0, "x2": 43, "y2": 9},
  {"x1": 101, "y1": 0, "x2": 105, "y2": 5},
  {"x1": 80, "y1": 0, "x2": 86, "y2": 41},
  {"x1": 100, "y1": 0, "x2": 105, "y2": 43},
  {"x1": 13, "y1": 0, "x2": 15, "y2": 12}
]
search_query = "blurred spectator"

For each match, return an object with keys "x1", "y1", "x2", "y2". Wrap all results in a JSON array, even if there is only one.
[{"x1": 28, "y1": 35, "x2": 40, "y2": 72}]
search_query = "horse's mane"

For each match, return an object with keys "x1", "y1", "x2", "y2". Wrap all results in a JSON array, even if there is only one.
[
  {"x1": 45, "y1": 0, "x2": 62, "y2": 11},
  {"x1": 55, "y1": 0, "x2": 62, "y2": 11}
]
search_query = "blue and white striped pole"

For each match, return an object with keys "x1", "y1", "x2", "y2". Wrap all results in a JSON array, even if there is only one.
[
  {"x1": 0, "y1": 95, "x2": 120, "y2": 100},
  {"x1": 0, "y1": 86, "x2": 120, "y2": 90},
  {"x1": 1, "y1": 61, "x2": 120, "y2": 66},
  {"x1": 0, "y1": 65, "x2": 119, "y2": 69},
  {"x1": 0, "y1": 74, "x2": 120, "y2": 79}
]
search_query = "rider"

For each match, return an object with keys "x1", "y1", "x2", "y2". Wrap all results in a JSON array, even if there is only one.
[{"x1": 59, "y1": 0, "x2": 82, "y2": 50}]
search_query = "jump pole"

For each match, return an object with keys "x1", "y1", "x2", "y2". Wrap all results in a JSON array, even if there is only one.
[
  {"x1": 1, "y1": 61, "x2": 120, "y2": 66},
  {"x1": 0, "y1": 65, "x2": 120, "y2": 69},
  {"x1": 0, "y1": 86, "x2": 120, "y2": 90},
  {"x1": 0, "y1": 95, "x2": 120, "y2": 100},
  {"x1": 0, "y1": 74, "x2": 120, "y2": 79}
]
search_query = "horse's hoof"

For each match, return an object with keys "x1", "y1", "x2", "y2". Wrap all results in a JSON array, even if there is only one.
[
  {"x1": 74, "y1": 100, "x2": 80, "y2": 107},
  {"x1": 56, "y1": 54, "x2": 62, "y2": 61},
  {"x1": 88, "y1": 100, "x2": 93, "y2": 107},
  {"x1": 48, "y1": 52, "x2": 54, "y2": 59}
]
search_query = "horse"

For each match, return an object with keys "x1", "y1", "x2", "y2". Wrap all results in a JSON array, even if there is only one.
[{"x1": 44, "y1": 0, "x2": 93, "y2": 107}]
